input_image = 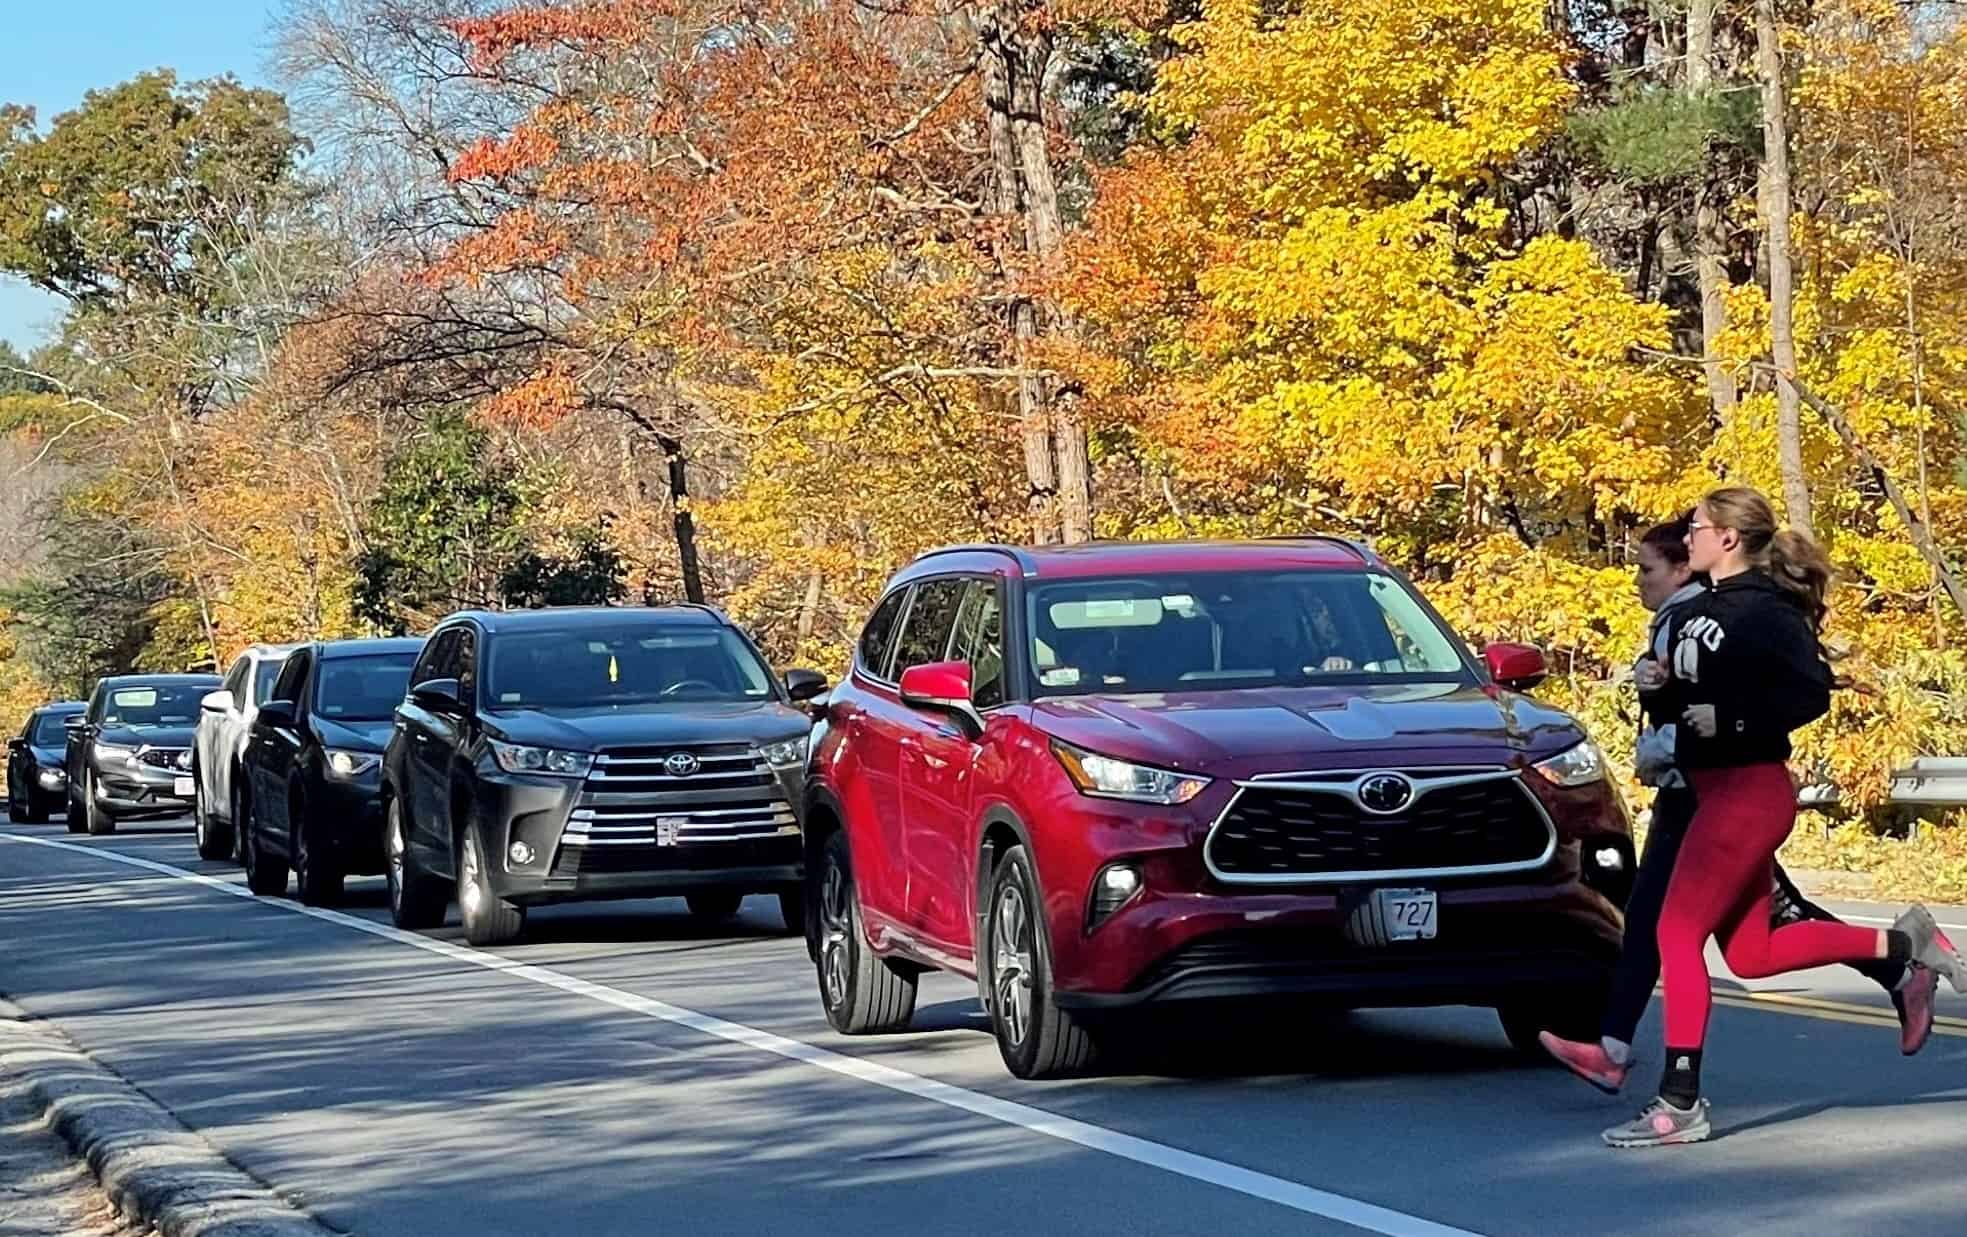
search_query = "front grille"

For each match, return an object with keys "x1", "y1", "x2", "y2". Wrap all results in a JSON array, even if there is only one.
[
  {"x1": 554, "y1": 743, "x2": 796, "y2": 860},
  {"x1": 135, "y1": 747, "x2": 191, "y2": 771},
  {"x1": 1206, "y1": 775, "x2": 1552, "y2": 881}
]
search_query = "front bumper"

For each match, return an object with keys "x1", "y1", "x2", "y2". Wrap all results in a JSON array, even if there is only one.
[
  {"x1": 92, "y1": 760, "x2": 194, "y2": 817},
  {"x1": 468, "y1": 770, "x2": 803, "y2": 908}
]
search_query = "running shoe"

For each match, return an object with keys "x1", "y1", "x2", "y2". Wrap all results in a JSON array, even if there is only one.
[
  {"x1": 1895, "y1": 964, "x2": 1938, "y2": 1056},
  {"x1": 1538, "y1": 1032, "x2": 1629, "y2": 1094},
  {"x1": 1896, "y1": 905, "x2": 1967, "y2": 993},
  {"x1": 1602, "y1": 1096, "x2": 1712, "y2": 1149}
]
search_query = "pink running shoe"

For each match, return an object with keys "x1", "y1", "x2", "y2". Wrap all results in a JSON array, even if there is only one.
[
  {"x1": 1538, "y1": 1032, "x2": 1629, "y2": 1095},
  {"x1": 1895, "y1": 965, "x2": 1938, "y2": 1056}
]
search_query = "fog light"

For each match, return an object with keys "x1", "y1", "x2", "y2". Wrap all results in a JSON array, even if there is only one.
[
  {"x1": 508, "y1": 841, "x2": 536, "y2": 865},
  {"x1": 1087, "y1": 862, "x2": 1142, "y2": 931},
  {"x1": 1593, "y1": 846, "x2": 1624, "y2": 871}
]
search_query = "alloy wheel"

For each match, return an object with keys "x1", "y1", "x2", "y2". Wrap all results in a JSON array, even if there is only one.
[
  {"x1": 386, "y1": 805, "x2": 406, "y2": 914},
  {"x1": 819, "y1": 859, "x2": 852, "y2": 1011},
  {"x1": 992, "y1": 882, "x2": 1034, "y2": 1048},
  {"x1": 460, "y1": 831, "x2": 484, "y2": 917}
]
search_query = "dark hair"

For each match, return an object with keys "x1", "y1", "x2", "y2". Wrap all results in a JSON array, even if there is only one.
[
  {"x1": 1702, "y1": 486, "x2": 1833, "y2": 630},
  {"x1": 1639, "y1": 510, "x2": 1694, "y2": 568}
]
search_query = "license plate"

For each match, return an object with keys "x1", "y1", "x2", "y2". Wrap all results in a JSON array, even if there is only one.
[
  {"x1": 657, "y1": 817, "x2": 684, "y2": 846},
  {"x1": 173, "y1": 776, "x2": 195, "y2": 797},
  {"x1": 1378, "y1": 888, "x2": 1438, "y2": 941}
]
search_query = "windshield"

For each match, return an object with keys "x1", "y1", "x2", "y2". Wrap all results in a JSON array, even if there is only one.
[
  {"x1": 100, "y1": 684, "x2": 208, "y2": 727},
  {"x1": 486, "y1": 625, "x2": 776, "y2": 708},
  {"x1": 1028, "y1": 570, "x2": 1472, "y2": 696},
  {"x1": 315, "y1": 654, "x2": 417, "y2": 722},
  {"x1": 32, "y1": 713, "x2": 74, "y2": 745}
]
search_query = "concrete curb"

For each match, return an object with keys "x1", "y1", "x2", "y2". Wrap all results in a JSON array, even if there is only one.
[{"x1": 0, "y1": 998, "x2": 340, "y2": 1237}]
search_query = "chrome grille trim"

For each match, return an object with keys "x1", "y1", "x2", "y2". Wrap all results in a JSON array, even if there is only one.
[{"x1": 556, "y1": 743, "x2": 796, "y2": 850}]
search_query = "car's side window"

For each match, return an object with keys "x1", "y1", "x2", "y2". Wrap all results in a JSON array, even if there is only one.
[
  {"x1": 891, "y1": 578, "x2": 968, "y2": 679},
  {"x1": 253, "y1": 659, "x2": 284, "y2": 706},
  {"x1": 455, "y1": 628, "x2": 478, "y2": 703},
  {"x1": 271, "y1": 653, "x2": 311, "y2": 704},
  {"x1": 857, "y1": 590, "x2": 909, "y2": 682},
  {"x1": 86, "y1": 684, "x2": 105, "y2": 725},
  {"x1": 411, "y1": 630, "x2": 456, "y2": 688},
  {"x1": 953, "y1": 579, "x2": 1007, "y2": 710},
  {"x1": 223, "y1": 658, "x2": 249, "y2": 711}
]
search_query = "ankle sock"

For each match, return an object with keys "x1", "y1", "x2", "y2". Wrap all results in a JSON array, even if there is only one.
[
  {"x1": 1886, "y1": 929, "x2": 1914, "y2": 966},
  {"x1": 1660, "y1": 1047, "x2": 1702, "y2": 1109},
  {"x1": 1600, "y1": 1037, "x2": 1631, "y2": 1066}
]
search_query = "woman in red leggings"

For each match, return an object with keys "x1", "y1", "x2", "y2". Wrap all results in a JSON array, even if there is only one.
[{"x1": 1603, "y1": 486, "x2": 1965, "y2": 1148}]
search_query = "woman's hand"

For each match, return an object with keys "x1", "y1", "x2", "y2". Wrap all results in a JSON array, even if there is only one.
[
  {"x1": 1634, "y1": 658, "x2": 1667, "y2": 691},
  {"x1": 1682, "y1": 704, "x2": 1718, "y2": 738}
]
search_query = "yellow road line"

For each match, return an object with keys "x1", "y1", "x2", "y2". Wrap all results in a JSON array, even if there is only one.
[{"x1": 1709, "y1": 986, "x2": 1967, "y2": 1037}]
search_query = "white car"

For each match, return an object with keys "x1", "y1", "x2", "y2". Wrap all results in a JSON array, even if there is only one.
[{"x1": 193, "y1": 644, "x2": 298, "y2": 861}]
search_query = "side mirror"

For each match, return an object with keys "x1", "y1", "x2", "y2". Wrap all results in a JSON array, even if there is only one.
[
  {"x1": 201, "y1": 690, "x2": 233, "y2": 715},
  {"x1": 63, "y1": 716, "x2": 87, "y2": 734},
  {"x1": 411, "y1": 677, "x2": 462, "y2": 711},
  {"x1": 783, "y1": 669, "x2": 829, "y2": 703},
  {"x1": 6, "y1": 737, "x2": 23, "y2": 752},
  {"x1": 1484, "y1": 642, "x2": 1549, "y2": 692},
  {"x1": 256, "y1": 700, "x2": 298, "y2": 730},
  {"x1": 898, "y1": 661, "x2": 983, "y2": 738}
]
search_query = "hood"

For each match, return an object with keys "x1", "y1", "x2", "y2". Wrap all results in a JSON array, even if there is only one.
[
  {"x1": 482, "y1": 700, "x2": 811, "y2": 751},
  {"x1": 1029, "y1": 683, "x2": 1586, "y2": 778},
  {"x1": 29, "y1": 745, "x2": 65, "y2": 766},
  {"x1": 312, "y1": 716, "x2": 394, "y2": 753},
  {"x1": 99, "y1": 724, "x2": 197, "y2": 750}
]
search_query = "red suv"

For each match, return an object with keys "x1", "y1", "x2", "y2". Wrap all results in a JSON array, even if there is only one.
[{"x1": 803, "y1": 539, "x2": 1632, "y2": 1078}]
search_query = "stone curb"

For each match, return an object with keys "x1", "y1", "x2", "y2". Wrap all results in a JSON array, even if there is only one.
[{"x1": 0, "y1": 998, "x2": 341, "y2": 1237}]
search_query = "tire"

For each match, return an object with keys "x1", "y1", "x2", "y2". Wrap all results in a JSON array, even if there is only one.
[
  {"x1": 983, "y1": 845, "x2": 1099, "y2": 1079},
  {"x1": 687, "y1": 891, "x2": 744, "y2": 921},
  {"x1": 814, "y1": 830, "x2": 916, "y2": 1035},
  {"x1": 65, "y1": 783, "x2": 85, "y2": 833},
  {"x1": 385, "y1": 796, "x2": 447, "y2": 930},
  {"x1": 5, "y1": 784, "x2": 21, "y2": 823},
  {"x1": 83, "y1": 774, "x2": 116, "y2": 836},
  {"x1": 242, "y1": 790, "x2": 289, "y2": 897},
  {"x1": 457, "y1": 826, "x2": 524, "y2": 946},
  {"x1": 1497, "y1": 988, "x2": 1608, "y2": 1058},
  {"x1": 21, "y1": 791, "x2": 47, "y2": 825},
  {"x1": 292, "y1": 791, "x2": 343, "y2": 907},
  {"x1": 193, "y1": 767, "x2": 231, "y2": 860},
  {"x1": 231, "y1": 778, "x2": 249, "y2": 867},
  {"x1": 777, "y1": 883, "x2": 806, "y2": 936}
]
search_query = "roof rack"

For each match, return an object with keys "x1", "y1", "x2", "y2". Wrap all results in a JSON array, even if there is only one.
[
  {"x1": 911, "y1": 544, "x2": 1040, "y2": 577},
  {"x1": 1259, "y1": 534, "x2": 1378, "y2": 564}
]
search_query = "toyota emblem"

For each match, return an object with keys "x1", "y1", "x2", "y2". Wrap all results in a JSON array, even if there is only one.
[
  {"x1": 1357, "y1": 773, "x2": 1414, "y2": 814},
  {"x1": 663, "y1": 752, "x2": 700, "y2": 778}
]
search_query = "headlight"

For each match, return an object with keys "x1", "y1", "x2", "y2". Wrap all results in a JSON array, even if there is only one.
[
  {"x1": 38, "y1": 768, "x2": 65, "y2": 788},
  {"x1": 1050, "y1": 740, "x2": 1211, "y2": 805},
  {"x1": 760, "y1": 736, "x2": 808, "y2": 768},
  {"x1": 324, "y1": 749, "x2": 381, "y2": 780},
  {"x1": 94, "y1": 742, "x2": 134, "y2": 765},
  {"x1": 1531, "y1": 740, "x2": 1607, "y2": 788},
  {"x1": 488, "y1": 739, "x2": 594, "y2": 778}
]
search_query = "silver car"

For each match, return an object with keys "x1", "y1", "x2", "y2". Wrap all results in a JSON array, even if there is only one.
[{"x1": 193, "y1": 644, "x2": 298, "y2": 861}]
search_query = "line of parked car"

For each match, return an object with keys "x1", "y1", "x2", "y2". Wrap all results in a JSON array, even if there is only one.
[{"x1": 7, "y1": 536, "x2": 1639, "y2": 1080}]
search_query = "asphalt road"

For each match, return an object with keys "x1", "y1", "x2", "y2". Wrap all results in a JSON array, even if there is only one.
[{"x1": 3, "y1": 816, "x2": 1965, "y2": 1237}]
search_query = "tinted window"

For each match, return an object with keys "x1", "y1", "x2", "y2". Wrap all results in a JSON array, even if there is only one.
[
  {"x1": 100, "y1": 684, "x2": 209, "y2": 727},
  {"x1": 412, "y1": 631, "x2": 459, "y2": 687},
  {"x1": 486, "y1": 624, "x2": 775, "y2": 708},
  {"x1": 892, "y1": 578, "x2": 968, "y2": 677},
  {"x1": 223, "y1": 658, "x2": 249, "y2": 710},
  {"x1": 456, "y1": 628, "x2": 478, "y2": 699},
  {"x1": 1027, "y1": 571, "x2": 1471, "y2": 696},
  {"x1": 858, "y1": 591, "x2": 908, "y2": 679},
  {"x1": 32, "y1": 713, "x2": 72, "y2": 745},
  {"x1": 315, "y1": 654, "x2": 417, "y2": 722},
  {"x1": 271, "y1": 654, "x2": 312, "y2": 704},
  {"x1": 952, "y1": 580, "x2": 1007, "y2": 710},
  {"x1": 253, "y1": 656, "x2": 287, "y2": 706}
]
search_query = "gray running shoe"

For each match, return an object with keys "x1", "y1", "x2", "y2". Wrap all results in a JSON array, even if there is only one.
[
  {"x1": 1602, "y1": 1097, "x2": 1712, "y2": 1149},
  {"x1": 1896, "y1": 905, "x2": 1967, "y2": 994}
]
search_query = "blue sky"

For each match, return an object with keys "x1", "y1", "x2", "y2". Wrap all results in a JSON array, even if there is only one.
[{"x1": 1, "y1": 2, "x2": 278, "y2": 353}]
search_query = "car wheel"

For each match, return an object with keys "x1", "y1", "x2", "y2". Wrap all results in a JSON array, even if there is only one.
[
  {"x1": 385, "y1": 796, "x2": 447, "y2": 930},
  {"x1": 193, "y1": 766, "x2": 229, "y2": 860},
  {"x1": 815, "y1": 830, "x2": 916, "y2": 1035},
  {"x1": 231, "y1": 778, "x2": 249, "y2": 867},
  {"x1": 242, "y1": 790, "x2": 289, "y2": 897},
  {"x1": 777, "y1": 883, "x2": 805, "y2": 937},
  {"x1": 457, "y1": 826, "x2": 524, "y2": 946},
  {"x1": 984, "y1": 845, "x2": 1098, "y2": 1079},
  {"x1": 1496, "y1": 989, "x2": 1608, "y2": 1058},
  {"x1": 21, "y1": 788, "x2": 47, "y2": 825},
  {"x1": 65, "y1": 783, "x2": 85, "y2": 834},
  {"x1": 292, "y1": 794, "x2": 343, "y2": 908},
  {"x1": 83, "y1": 773, "x2": 116, "y2": 836},
  {"x1": 686, "y1": 891, "x2": 744, "y2": 921}
]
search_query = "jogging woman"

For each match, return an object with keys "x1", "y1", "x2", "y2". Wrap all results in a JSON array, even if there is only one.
[
  {"x1": 1539, "y1": 514, "x2": 1931, "y2": 1097},
  {"x1": 1602, "y1": 486, "x2": 1964, "y2": 1149}
]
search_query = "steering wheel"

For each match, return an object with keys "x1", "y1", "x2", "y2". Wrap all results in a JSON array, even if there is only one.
[{"x1": 660, "y1": 679, "x2": 720, "y2": 697}]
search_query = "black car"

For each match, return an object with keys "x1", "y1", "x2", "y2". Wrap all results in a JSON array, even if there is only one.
[
  {"x1": 239, "y1": 638, "x2": 424, "y2": 904},
  {"x1": 7, "y1": 702, "x2": 85, "y2": 823},
  {"x1": 381, "y1": 606, "x2": 828, "y2": 945},
  {"x1": 65, "y1": 675, "x2": 222, "y2": 835}
]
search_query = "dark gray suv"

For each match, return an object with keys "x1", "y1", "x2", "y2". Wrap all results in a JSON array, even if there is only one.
[
  {"x1": 65, "y1": 674, "x2": 222, "y2": 835},
  {"x1": 379, "y1": 606, "x2": 828, "y2": 945}
]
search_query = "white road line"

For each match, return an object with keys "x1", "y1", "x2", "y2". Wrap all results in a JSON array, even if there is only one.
[
  {"x1": 1843, "y1": 913, "x2": 1967, "y2": 934},
  {"x1": 0, "y1": 832, "x2": 1481, "y2": 1237}
]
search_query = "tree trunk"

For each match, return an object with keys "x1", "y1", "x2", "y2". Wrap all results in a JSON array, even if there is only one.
[
  {"x1": 1756, "y1": 0, "x2": 1812, "y2": 532},
  {"x1": 1688, "y1": 0, "x2": 1738, "y2": 420},
  {"x1": 666, "y1": 450, "x2": 705, "y2": 605}
]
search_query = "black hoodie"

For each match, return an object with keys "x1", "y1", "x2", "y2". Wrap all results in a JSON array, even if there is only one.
[{"x1": 1648, "y1": 570, "x2": 1832, "y2": 770}]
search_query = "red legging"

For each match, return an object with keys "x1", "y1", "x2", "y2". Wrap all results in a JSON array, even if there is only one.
[{"x1": 1656, "y1": 763, "x2": 1884, "y2": 1048}]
